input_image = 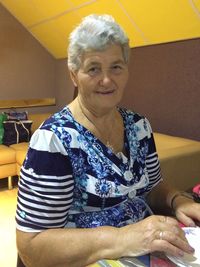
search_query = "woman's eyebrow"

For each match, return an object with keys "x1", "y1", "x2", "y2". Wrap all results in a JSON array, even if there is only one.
[
  {"x1": 84, "y1": 59, "x2": 125, "y2": 68},
  {"x1": 111, "y1": 59, "x2": 125, "y2": 65},
  {"x1": 85, "y1": 61, "x2": 101, "y2": 68}
]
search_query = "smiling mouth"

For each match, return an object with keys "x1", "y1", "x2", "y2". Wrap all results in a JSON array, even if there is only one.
[{"x1": 96, "y1": 90, "x2": 115, "y2": 94}]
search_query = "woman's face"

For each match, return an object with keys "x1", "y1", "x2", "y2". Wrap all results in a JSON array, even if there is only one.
[{"x1": 70, "y1": 44, "x2": 129, "y2": 112}]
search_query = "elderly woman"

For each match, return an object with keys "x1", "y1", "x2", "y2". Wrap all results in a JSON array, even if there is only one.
[{"x1": 16, "y1": 14, "x2": 200, "y2": 267}]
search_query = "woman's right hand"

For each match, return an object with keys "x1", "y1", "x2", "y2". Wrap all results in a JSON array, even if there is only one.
[{"x1": 118, "y1": 215, "x2": 194, "y2": 258}]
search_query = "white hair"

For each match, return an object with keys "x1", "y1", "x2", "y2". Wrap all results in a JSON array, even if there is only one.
[{"x1": 67, "y1": 14, "x2": 130, "y2": 71}]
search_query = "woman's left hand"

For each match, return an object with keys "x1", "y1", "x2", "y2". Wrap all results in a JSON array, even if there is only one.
[{"x1": 173, "y1": 197, "x2": 200, "y2": 227}]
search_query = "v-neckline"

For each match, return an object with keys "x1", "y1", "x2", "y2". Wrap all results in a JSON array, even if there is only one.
[{"x1": 65, "y1": 106, "x2": 130, "y2": 165}]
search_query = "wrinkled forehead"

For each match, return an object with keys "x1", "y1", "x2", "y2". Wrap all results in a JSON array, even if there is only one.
[{"x1": 79, "y1": 44, "x2": 125, "y2": 67}]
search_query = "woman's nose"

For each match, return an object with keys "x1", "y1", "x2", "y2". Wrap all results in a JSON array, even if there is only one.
[{"x1": 99, "y1": 72, "x2": 112, "y2": 86}]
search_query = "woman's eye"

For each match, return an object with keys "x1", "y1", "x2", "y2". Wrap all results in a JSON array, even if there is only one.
[
  {"x1": 111, "y1": 65, "x2": 123, "y2": 73},
  {"x1": 88, "y1": 67, "x2": 100, "y2": 75}
]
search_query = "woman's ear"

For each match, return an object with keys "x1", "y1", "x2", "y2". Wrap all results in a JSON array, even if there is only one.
[{"x1": 69, "y1": 71, "x2": 78, "y2": 87}]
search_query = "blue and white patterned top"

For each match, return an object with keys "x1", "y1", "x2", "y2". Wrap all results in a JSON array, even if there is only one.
[{"x1": 16, "y1": 107, "x2": 162, "y2": 232}]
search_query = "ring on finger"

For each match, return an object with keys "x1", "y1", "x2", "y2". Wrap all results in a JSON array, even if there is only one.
[{"x1": 159, "y1": 231, "x2": 164, "y2": 240}]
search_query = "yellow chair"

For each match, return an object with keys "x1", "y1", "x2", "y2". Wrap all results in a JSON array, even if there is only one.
[{"x1": 0, "y1": 144, "x2": 16, "y2": 189}]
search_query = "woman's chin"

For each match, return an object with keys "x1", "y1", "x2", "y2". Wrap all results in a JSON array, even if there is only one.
[{"x1": 95, "y1": 92, "x2": 122, "y2": 106}]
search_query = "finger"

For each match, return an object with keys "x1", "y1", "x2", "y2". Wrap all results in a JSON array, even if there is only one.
[
  {"x1": 160, "y1": 230, "x2": 194, "y2": 254},
  {"x1": 156, "y1": 227, "x2": 186, "y2": 243},
  {"x1": 163, "y1": 225, "x2": 188, "y2": 242},
  {"x1": 169, "y1": 225, "x2": 187, "y2": 241},
  {"x1": 157, "y1": 216, "x2": 187, "y2": 241},
  {"x1": 152, "y1": 239, "x2": 186, "y2": 258},
  {"x1": 176, "y1": 211, "x2": 196, "y2": 227}
]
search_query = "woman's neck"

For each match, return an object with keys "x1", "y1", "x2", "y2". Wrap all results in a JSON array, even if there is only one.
[
  {"x1": 68, "y1": 97, "x2": 125, "y2": 155},
  {"x1": 76, "y1": 97, "x2": 118, "y2": 125}
]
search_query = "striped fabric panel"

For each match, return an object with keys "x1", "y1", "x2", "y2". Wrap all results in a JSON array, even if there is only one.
[
  {"x1": 146, "y1": 152, "x2": 162, "y2": 192},
  {"x1": 16, "y1": 135, "x2": 75, "y2": 231}
]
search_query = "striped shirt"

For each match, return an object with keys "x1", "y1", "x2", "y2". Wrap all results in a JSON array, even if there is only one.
[{"x1": 16, "y1": 107, "x2": 162, "y2": 232}]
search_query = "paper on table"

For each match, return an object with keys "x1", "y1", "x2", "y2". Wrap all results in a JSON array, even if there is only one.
[
  {"x1": 88, "y1": 255, "x2": 150, "y2": 266},
  {"x1": 166, "y1": 227, "x2": 200, "y2": 267}
]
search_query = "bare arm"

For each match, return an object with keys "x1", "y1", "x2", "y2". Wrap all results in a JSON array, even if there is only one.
[
  {"x1": 147, "y1": 180, "x2": 200, "y2": 226},
  {"x1": 147, "y1": 180, "x2": 179, "y2": 214},
  {"x1": 17, "y1": 214, "x2": 194, "y2": 267},
  {"x1": 17, "y1": 226, "x2": 122, "y2": 267}
]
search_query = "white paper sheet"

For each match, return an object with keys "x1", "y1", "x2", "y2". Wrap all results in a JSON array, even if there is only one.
[{"x1": 166, "y1": 227, "x2": 200, "y2": 267}]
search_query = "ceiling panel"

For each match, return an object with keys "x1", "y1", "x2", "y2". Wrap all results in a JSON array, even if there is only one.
[
  {"x1": 1, "y1": 0, "x2": 72, "y2": 25},
  {"x1": 31, "y1": 12, "x2": 81, "y2": 58},
  {"x1": 1, "y1": 0, "x2": 200, "y2": 59},
  {"x1": 29, "y1": 0, "x2": 147, "y2": 58},
  {"x1": 70, "y1": 0, "x2": 147, "y2": 47},
  {"x1": 193, "y1": 0, "x2": 200, "y2": 11},
  {"x1": 121, "y1": 0, "x2": 200, "y2": 43}
]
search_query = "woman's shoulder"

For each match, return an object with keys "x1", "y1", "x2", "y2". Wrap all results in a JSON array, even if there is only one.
[
  {"x1": 31, "y1": 107, "x2": 79, "y2": 145},
  {"x1": 40, "y1": 107, "x2": 76, "y2": 130},
  {"x1": 119, "y1": 106, "x2": 147, "y2": 122},
  {"x1": 119, "y1": 107, "x2": 153, "y2": 137}
]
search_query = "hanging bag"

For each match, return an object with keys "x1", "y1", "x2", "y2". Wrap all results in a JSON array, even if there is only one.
[
  {"x1": 0, "y1": 113, "x2": 8, "y2": 144},
  {"x1": 3, "y1": 120, "x2": 32, "y2": 146},
  {"x1": 3, "y1": 108, "x2": 28, "y2": 121}
]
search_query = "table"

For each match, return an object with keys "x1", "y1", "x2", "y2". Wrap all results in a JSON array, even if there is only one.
[{"x1": 88, "y1": 253, "x2": 176, "y2": 266}]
